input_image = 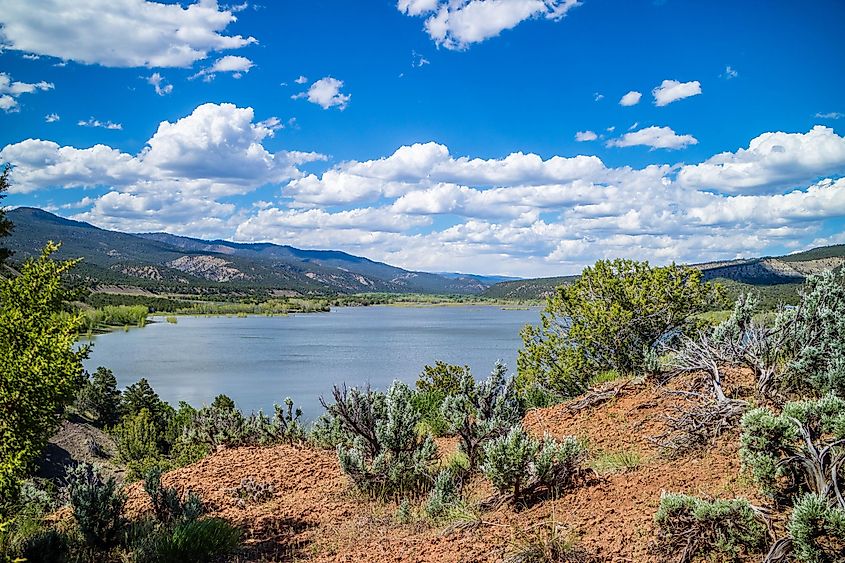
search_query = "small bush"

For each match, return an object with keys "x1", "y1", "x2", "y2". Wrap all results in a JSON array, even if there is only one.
[
  {"x1": 481, "y1": 426, "x2": 586, "y2": 504},
  {"x1": 144, "y1": 467, "x2": 204, "y2": 523},
  {"x1": 788, "y1": 494, "x2": 845, "y2": 563},
  {"x1": 425, "y1": 470, "x2": 460, "y2": 519},
  {"x1": 114, "y1": 407, "x2": 166, "y2": 480},
  {"x1": 67, "y1": 463, "x2": 126, "y2": 549},
  {"x1": 654, "y1": 492, "x2": 767, "y2": 562},
  {"x1": 325, "y1": 381, "x2": 438, "y2": 498},
  {"x1": 517, "y1": 259, "x2": 720, "y2": 396},
  {"x1": 142, "y1": 517, "x2": 241, "y2": 563},
  {"x1": 441, "y1": 362, "x2": 523, "y2": 470},
  {"x1": 18, "y1": 528, "x2": 68, "y2": 563},
  {"x1": 229, "y1": 477, "x2": 275, "y2": 508},
  {"x1": 740, "y1": 395, "x2": 845, "y2": 500}
]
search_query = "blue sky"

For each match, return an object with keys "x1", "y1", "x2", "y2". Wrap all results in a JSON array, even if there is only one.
[{"x1": 1, "y1": 0, "x2": 844, "y2": 276}]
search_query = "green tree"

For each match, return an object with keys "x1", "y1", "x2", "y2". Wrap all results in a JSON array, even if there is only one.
[
  {"x1": 0, "y1": 243, "x2": 87, "y2": 509},
  {"x1": 123, "y1": 377, "x2": 172, "y2": 431},
  {"x1": 77, "y1": 367, "x2": 122, "y2": 426},
  {"x1": 0, "y1": 164, "x2": 14, "y2": 266},
  {"x1": 518, "y1": 259, "x2": 720, "y2": 396}
]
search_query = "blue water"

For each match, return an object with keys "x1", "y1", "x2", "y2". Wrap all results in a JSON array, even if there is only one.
[{"x1": 83, "y1": 306, "x2": 539, "y2": 419}]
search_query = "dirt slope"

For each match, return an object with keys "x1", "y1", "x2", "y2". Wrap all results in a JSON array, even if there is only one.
[{"x1": 124, "y1": 369, "x2": 765, "y2": 562}]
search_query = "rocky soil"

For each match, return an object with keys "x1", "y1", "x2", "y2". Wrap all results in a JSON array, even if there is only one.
[{"x1": 119, "y1": 368, "x2": 767, "y2": 562}]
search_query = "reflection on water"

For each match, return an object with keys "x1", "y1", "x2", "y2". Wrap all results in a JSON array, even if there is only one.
[{"x1": 84, "y1": 305, "x2": 539, "y2": 419}]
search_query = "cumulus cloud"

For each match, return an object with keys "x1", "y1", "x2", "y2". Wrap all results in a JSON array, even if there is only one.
[
  {"x1": 815, "y1": 111, "x2": 844, "y2": 120},
  {"x1": 398, "y1": 0, "x2": 580, "y2": 50},
  {"x1": 0, "y1": 0, "x2": 256, "y2": 68},
  {"x1": 0, "y1": 72, "x2": 54, "y2": 112},
  {"x1": 4, "y1": 122, "x2": 845, "y2": 276},
  {"x1": 652, "y1": 79, "x2": 702, "y2": 106},
  {"x1": 0, "y1": 102, "x2": 326, "y2": 235},
  {"x1": 294, "y1": 75, "x2": 308, "y2": 84},
  {"x1": 45, "y1": 113, "x2": 60, "y2": 123},
  {"x1": 677, "y1": 126, "x2": 845, "y2": 194},
  {"x1": 575, "y1": 130, "x2": 597, "y2": 142},
  {"x1": 292, "y1": 77, "x2": 350, "y2": 110},
  {"x1": 147, "y1": 72, "x2": 173, "y2": 95},
  {"x1": 606, "y1": 126, "x2": 698, "y2": 150},
  {"x1": 619, "y1": 91, "x2": 641, "y2": 106}
]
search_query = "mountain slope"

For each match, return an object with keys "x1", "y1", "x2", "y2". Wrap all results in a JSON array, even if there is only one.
[
  {"x1": 482, "y1": 247, "x2": 845, "y2": 300},
  {"x1": 4, "y1": 208, "x2": 488, "y2": 295}
]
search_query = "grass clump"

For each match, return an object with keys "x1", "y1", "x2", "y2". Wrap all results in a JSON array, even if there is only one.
[
  {"x1": 504, "y1": 520, "x2": 595, "y2": 563},
  {"x1": 654, "y1": 492, "x2": 766, "y2": 562},
  {"x1": 589, "y1": 449, "x2": 642, "y2": 475}
]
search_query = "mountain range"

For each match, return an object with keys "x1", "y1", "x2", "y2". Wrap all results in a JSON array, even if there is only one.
[
  {"x1": 5, "y1": 207, "x2": 844, "y2": 299},
  {"x1": 4, "y1": 207, "x2": 495, "y2": 295}
]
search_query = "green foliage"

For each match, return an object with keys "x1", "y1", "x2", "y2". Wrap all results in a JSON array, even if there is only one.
[
  {"x1": 0, "y1": 164, "x2": 13, "y2": 265},
  {"x1": 481, "y1": 426, "x2": 586, "y2": 504},
  {"x1": 122, "y1": 378, "x2": 173, "y2": 430},
  {"x1": 425, "y1": 469, "x2": 461, "y2": 519},
  {"x1": 415, "y1": 361, "x2": 468, "y2": 395},
  {"x1": 114, "y1": 408, "x2": 167, "y2": 481},
  {"x1": 788, "y1": 493, "x2": 845, "y2": 563},
  {"x1": 67, "y1": 463, "x2": 126, "y2": 549},
  {"x1": 133, "y1": 517, "x2": 241, "y2": 563},
  {"x1": 481, "y1": 426, "x2": 538, "y2": 501},
  {"x1": 779, "y1": 270, "x2": 845, "y2": 396},
  {"x1": 144, "y1": 467, "x2": 204, "y2": 524},
  {"x1": 326, "y1": 381, "x2": 438, "y2": 498},
  {"x1": 412, "y1": 362, "x2": 470, "y2": 437},
  {"x1": 740, "y1": 395, "x2": 845, "y2": 500},
  {"x1": 76, "y1": 367, "x2": 122, "y2": 426},
  {"x1": 309, "y1": 412, "x2": 348, "y2": 450},
  {"x1": 654, "y1": 493, "x2": 767, "y2": 562},
  {"x1": 589, "y1": 449, "x2": 643, "y2": 475},
  {"x1": 517, "y1": 259, "x2": 720, "y2": 397},
  {"x1": 441, "y1": 362, "x2": 523, "y2": 470},
  {"x1": 81, "y1": 304, "x2": 149, "y2": 331},
  {"x1": 0, "y1": 243, "x2": 88, "y2": 509}
]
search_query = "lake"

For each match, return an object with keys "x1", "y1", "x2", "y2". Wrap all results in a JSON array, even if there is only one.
[{"x1": 83, "y1": 305, "x2": 540, "y2": 419}]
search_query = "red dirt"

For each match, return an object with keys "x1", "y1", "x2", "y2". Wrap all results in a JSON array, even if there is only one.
[{"x1": 124, "y1": 368, "x2": 768, "y2": 562}]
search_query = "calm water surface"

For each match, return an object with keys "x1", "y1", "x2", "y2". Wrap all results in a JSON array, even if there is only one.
[{"x1": 84, "y1": 305, "x2": 539, "y2": 418}]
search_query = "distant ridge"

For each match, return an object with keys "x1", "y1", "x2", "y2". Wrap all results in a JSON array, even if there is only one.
[
  {"x1": 5, "y1": 207, "x2": 490, "y2": 295},
  {"x1": 482, "y1": 248, "x2": 845, "y2": 300}
]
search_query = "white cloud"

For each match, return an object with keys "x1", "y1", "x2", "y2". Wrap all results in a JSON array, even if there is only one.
[
  {"x1": 45, "y1": 113, "x2": 60, "y2": 123},
  {"x1": 294, "y1": 75, "x2": 308, "y2": 84},
  {"x1": 652, "y1": 79, "x2": 702, "y2": 106},
  {"x1": 399, "y1": 0, "x2": 581, "y2": 50},
  {"x1": 293, "y1": 77, "x2": 350, "y2": 110},
  {"x1": 619, "y1": 90, "x2": 641, "y2": 106},
  {"x1": 147, "y1": 73, "x2": 173, "y2": 96},
  {"x1": 606, "y1": 126, "x2": 698, "y2": 150},
  {"x1": 5, "y1": 122, "x2": 845, "y2": 276},
  {"x1": 723, "y1": 66, "x2": 738, "y2": 79},
  {"x1": 191, "y1": 55, "x2": 255, "y2": 80},
  {"x1": 78, "y1": 117, "x2": 123, "y2": 130},
  {"x1": 815, "y1": 111, "x2": 844, "y2": 120},
  {"x1": 677, "y1": 126, "x2": 845, "y2": 194},
  {"x1": 593, "y1": 92, "x2": 604, "y2": 102},
  {"x1": 575, "y1": 130, "x2": 597, "y2": 142},
  {"x1": 0, "y1": 72, "x2": 54, "y2": 112},
  {"x1": 0, "y1": 0, "x2": 257, "y2": 68},
  {"x1": 2, "y1": 102, "x2": 324, "y2": 195}
]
